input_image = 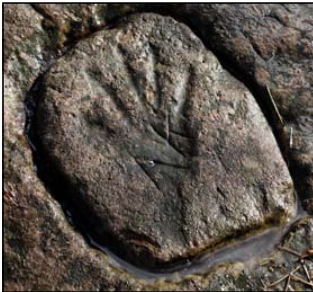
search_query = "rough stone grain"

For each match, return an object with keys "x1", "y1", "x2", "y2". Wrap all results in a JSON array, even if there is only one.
[
  {"x1": 36, "y1": 13, "x2": 295, "y2": 267},
  {"x1": 30, "y1": 4, "x2": 139, "y2": 47},
  {"x1": 4, "y1": 4, "x2": 312, "y2": 291},
  {"x1": 161, "y1": 3, "x2": 313, "y2": 213},
  {"x1": 3, "y1": 4, "x2": 148, "y2": 291}
]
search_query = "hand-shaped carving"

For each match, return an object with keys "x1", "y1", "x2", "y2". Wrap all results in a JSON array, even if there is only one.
[
  {"x1": 36, "y1": 13, "x2": 295, "y2": 268},
  {"x1": 83, "y1": 42, "x2": 200, "y2": 195}
]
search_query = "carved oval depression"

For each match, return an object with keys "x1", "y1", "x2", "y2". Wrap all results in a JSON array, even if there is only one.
[{"x1": 35, "y1": 13, "x2": 295, "y2": 268}]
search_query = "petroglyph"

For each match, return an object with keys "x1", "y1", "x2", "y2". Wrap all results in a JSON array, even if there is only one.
[{"x1": 35, "y1": 13, "x2": 295, "y2": 267}]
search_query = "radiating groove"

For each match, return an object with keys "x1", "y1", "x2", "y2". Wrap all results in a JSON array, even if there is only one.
[
  {"x1": 134, "y1": 158, "x2": 163, "y2": 194},
  {"x1": 115, "y1": 44, "x2": 148, "y2": 116}
]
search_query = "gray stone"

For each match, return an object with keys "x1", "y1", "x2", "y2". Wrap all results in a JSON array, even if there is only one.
[
  {"x1": 36, "y1": 13, "x2": 295, "y2": 267},
  {"x1": 161, "y1": 4, "x2": 313, "y2": 213},
  {"x1": 4, "y1": 4, "x2": 311, "y2": 290},
  {"x1": 3, "y1": 4, "x2": 148, "y2": 291}
]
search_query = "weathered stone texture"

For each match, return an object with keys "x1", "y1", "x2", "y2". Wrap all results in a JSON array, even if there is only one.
[
  {"x1": 163, "y1": 4, "x2": 313, "y2": 213},
  {"x1": 3, "y1": 4, "x2": 312, "y2": 291},
  {"x1": 36, "y1": 13, "x2": 295, "y2": 267}
]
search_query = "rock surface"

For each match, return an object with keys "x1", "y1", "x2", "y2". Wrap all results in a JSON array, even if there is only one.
[
  {"x1": 3, "y1": 3, "x2": 312, "y2": 291},
  {"x1": 4, "y1": 3, "x2": 147, "y2": 291},
  {"x1": 35, "y1": 13, "x2": 294, "y2": 267},
  {"x1": 161, "y1": 4, "x2": 313, "y2": 213}
]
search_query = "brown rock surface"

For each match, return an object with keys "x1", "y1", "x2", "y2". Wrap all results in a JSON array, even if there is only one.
[
  {"x1": 3, "y1": 3, "x2": 312, "y2": 291},
  {"x1": 3, "y1": 3, "x2": 146, "y2": 291},
  {"x1": 4, "y1": 4, "x2": 41, "y2": 64},
  {"x1": 35, "y1": 13, "x2": 294, "y2": 267},
  {"x1": 161, "y1": 4, "x2": 313, "y2": 213}
]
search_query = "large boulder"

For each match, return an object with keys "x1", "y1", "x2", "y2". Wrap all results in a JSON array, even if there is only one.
[
  {"x1": 161, "y1": 4, "x2": 313, "y2": 213},
  {"x1": 35, "y1": 13, "x2": 295, "y2": 267}
]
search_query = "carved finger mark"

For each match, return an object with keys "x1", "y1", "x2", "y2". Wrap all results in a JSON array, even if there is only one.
[
  {"x1": 169, "y1": 66, "x2": 196, "y2": 141},
  {"x1": 144, "y1": 43, "x2": 160, "y2": 111},
  {"x1": 181, "y1": 65, "x2": 196, "y2": 119},
  {"x1": 114, "y1": 43, "x2": 150, "y2": 118},
  {"x1": 147, "y1": 42, "x2": 163, "y2": 111},
  {"x1": 84, "y1": 69, "x2": 132, "y2": 128},
  {"x1": 173, "y1": 70, "x2": 189, "y2": 116}
]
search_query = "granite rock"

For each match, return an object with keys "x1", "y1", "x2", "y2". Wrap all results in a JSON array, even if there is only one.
[
  {"x1": 35, "y1": 13, "x2": 295, "y2": 267},
  {"x1": 161, "y1": 3, "x2": 313, "y2": 213},
  {"x1": 3, "y1": 3, "x2": 312, "y2": 291}
]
